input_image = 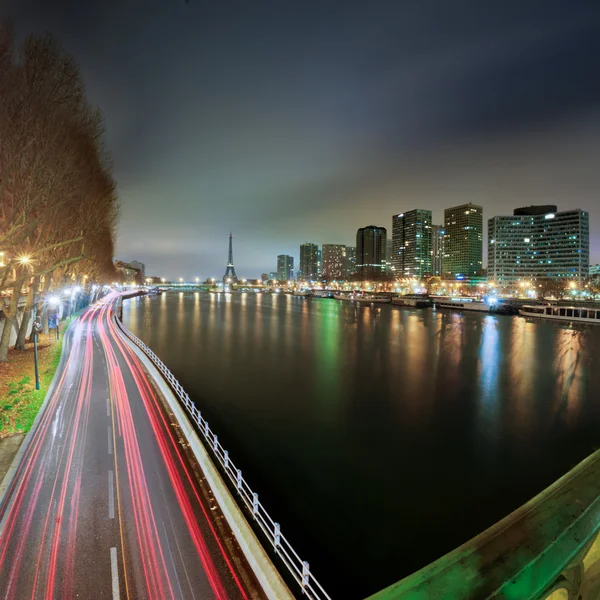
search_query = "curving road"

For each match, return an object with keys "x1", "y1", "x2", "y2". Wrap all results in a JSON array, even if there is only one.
[{"x1": 0, "y1": 294, "x2": 263, "y2": 599}]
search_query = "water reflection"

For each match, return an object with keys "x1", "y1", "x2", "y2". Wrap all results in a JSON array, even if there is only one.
[{"x1": 123, "y1": 294, "x2": 600, "y2": 600}]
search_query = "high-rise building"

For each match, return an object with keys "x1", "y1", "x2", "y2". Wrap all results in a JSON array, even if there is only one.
[
  {"x1": 488, "y1": 205, "x2": 590, "y2": 285},
  {"x1": 268, "y1": 271, "x2": 278, "y2": 280},
  {"x1": 385, "y1": 239, "x2": 393, "y2": 273},
  {"x1": 276, "y1": 255, "x2": 294, "y2": 281},
  {"x1": 443, "y1": 203, "x2": 483, "y2": 279},
  {"x1": 356, "y1": 226, "x2": 387, "y2": 280},
  {"x1": 432, "y1": 225, "x2": 445, "y2": 277},
  {"x1": 299, "y1": 243, "x2": 319, "y2": 281},
  {"x1": 391, "y1": 209, "x2": 433, "y2": 279},
  {"x1": 345, "y1": 246, "x2": 357, "y2": 278},
  {"x1": 317, "y1": 248, "x2": 322, "y2": 278},
  {"x1": 322, "y1": 244, "x2": 347, "y2": 280},
  {"x1": 590, "y1": 265, "x2": 600, "y2": 279}
]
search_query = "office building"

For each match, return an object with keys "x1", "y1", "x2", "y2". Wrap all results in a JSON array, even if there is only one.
[
  {"x1": 443, "y1": 203, "x2": 483, "y2": 279},
  {"x1": 432, "y1": 225, "x2": 445, "y2": 277},
  {"x1": 277, "y1": 255, "x2": 294, "y2": 281},
  {"x1": 356, "y1": 226, "x2": 387, "y2": 280},
  {"x1": 268, "y1": 272, "x2": 278, "y2": 281},
  {"x1": 317, "y1": 248, "x2": 322, "y2": 277},
  {"x1": 345, "y1": 246, "x2": 357, "y2": 278},
  {"x1": 299, "y1": 243, "x2": 319, "y2": 281},
  {"x1": 590, "y1": 265, "x2": 600, "y2": 279},
  {"x1": 322, "y1": 245, "x2": 347, "y2": 280},
  {"x1": 391, "y1": 209, "x2": 433, "y2": 278},
  {"x1": 488, "y1": 205, "x2": 590, "y2": 285}
]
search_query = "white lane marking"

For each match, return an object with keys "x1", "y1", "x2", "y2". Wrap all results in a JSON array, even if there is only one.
[
  {"x1": 108, "y1": 470, "x2": 115, "y2": 519},
  {"x1": 162, "y1": 521, "x2": 185, "y2": 599},
  {"x1": 110, "y1": 547, "x2": 120, "y2": 600},
  {"x1": 107, "y1": 398, "x2": 110, "y2": 417},
  {"x1": 108, "y1": 426, "x2": 113, "y2": 455}
]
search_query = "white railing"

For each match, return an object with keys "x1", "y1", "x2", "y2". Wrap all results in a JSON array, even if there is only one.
[{"x1": 114, "y1": 309, "x2": 331, "y2": 600}]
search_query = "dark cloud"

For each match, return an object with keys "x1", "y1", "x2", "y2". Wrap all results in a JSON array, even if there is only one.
[{"x1": 5, "y1": 0, "x2": 600, "y2": 277}]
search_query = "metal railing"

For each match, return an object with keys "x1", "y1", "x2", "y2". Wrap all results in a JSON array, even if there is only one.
[{"x1": 114, "y1": 309, "x2": 331, "y2": 600}]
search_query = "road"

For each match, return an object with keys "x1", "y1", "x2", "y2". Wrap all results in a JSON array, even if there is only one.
[{"x1": 0, "y1": 294, "x2": 263, "y2": 599}]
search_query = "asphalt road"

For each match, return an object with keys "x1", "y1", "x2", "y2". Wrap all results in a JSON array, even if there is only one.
[{"x1": 0, "y1": 295, "x2": 263, "y2": 599}]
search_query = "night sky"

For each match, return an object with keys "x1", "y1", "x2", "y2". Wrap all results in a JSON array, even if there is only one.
[{"x1": 7, "y1": 0, "x2": 600, "y2": 278}]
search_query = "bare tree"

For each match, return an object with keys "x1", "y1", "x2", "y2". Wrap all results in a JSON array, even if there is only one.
[{"x1": 0, "y1": 25, "x2": 118, "y2": 361}]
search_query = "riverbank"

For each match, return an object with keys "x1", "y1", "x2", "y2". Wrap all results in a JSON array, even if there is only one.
[{"x1": 0, "y1": 327, "x2": 66, "y2": 438}]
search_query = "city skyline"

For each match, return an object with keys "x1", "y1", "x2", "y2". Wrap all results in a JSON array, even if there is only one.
[{"x1": 8, "y1": 0, "x2": 600, "y2": 278}]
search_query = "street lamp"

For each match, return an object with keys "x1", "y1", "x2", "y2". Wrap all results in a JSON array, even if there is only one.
[{"x1": 32, "y1": 316, "x2": 42, "y2": 390}]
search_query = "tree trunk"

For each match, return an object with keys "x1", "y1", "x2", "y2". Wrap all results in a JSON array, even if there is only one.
[
  {"x1": 16, "y1": 276, "x2": 38, "y2": 350},
  {"x1": 0, "y1": 280, "x2": 24, "y2": 362}
]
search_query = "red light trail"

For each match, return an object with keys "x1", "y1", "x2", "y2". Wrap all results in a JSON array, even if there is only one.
[{"x1": 0, "y1": 294, "x2": 261, "y2": 599}]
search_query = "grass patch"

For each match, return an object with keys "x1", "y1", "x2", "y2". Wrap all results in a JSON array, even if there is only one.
[{"x1": 0, "y1": 314, "x2": 77, "y2": 437}]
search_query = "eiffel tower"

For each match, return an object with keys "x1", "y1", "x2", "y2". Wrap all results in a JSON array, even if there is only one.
[{"x1": 222, "y1": 233, "x2": 238, "y2": 283}]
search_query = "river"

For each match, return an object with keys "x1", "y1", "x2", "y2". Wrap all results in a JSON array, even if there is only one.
[{"x1": 122, "y1": 292, "x2": 600, "y2": 599}]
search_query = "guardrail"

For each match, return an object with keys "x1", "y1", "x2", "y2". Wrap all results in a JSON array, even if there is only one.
[{"x1": 114, "y1": 306, "x2": 331, "y2": 600}]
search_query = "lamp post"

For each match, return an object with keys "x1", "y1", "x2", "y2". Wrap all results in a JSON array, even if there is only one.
[{"x1": 32, "y1": 315, "x2": 41, "y2": 390}]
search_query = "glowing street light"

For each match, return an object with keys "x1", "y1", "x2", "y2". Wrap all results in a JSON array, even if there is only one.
[
  {"x1": 179, "y1": 278, "x2": 183, "y2": 283},
  {"x1": 195, "y1": 277, "x2": 200, "y2": 283},
  {"x1": 18, "y1": 255, "x2": 31, "y2": 265}
]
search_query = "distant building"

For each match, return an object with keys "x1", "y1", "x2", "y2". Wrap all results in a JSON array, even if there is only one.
[
  {"x1": 277, "y1": 255, "x2": 294, "y2": 281},
  {"x1": 345, "y1": 246, "x2": 357, "y2": 278},
  {"x1": 114, "y1": 260, "x2": 143, "y2": 284},
  {"x1": 356, "y1": 226, "x2": 387, "y2": 280},
  {"x1": 443, "y1": 203, "x2": 483, "y2": 279},
  {"x1": 590, "y1": 265, "x2": 600, "y2": 279},
  {"x1": 432, "y1": 225, "x2": 445, "y2": 277},
  {"x1": 322, "y1": 244, "x2": 347, "y2": 280},
  {"x1": 261, "y1": 273, "x2": 269, "y2": 282},
  {"x1": 391, "y1": 209, "x2": 433, "y2": 279},
  {"x1": 317, "y1": 248, "x2": 322, "y2": 277},
  {"x1": 268, "y1": 271, "x2": 278, "y2": 280},
  {"x1": 488, "y1": 205, "x2": 590, "y2": 285},
  {"x1": 129, "y1": 261, "x2": 146, "y2": 280},
  {"x1": 385, "y1": 239, "x2": 393, "y2": 273},
  {"x1": 299, "y1": 243, "x2": 319, "y2": 281}
]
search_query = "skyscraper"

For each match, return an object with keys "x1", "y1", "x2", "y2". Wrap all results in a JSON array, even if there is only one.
[
  {"x1": 356, "y1": 226, "x2": 387, "y2": 280},
  {"x1": 432, "y1": 225, "x2": 445, "y2": 277},
  {"x1": 322, "y1": 244, "x2": 346, "y2": 280},
  {"x1": 443, "y1": 203, "x2": 483, "y2": 279},
  {"x1": 345, "y1": 246, "x2": 357, "y2": 278},
  {"x1": 276, "y1": 255, "x2": 294, "y2": 281},
  {"x1": 299, "y1": 243, "x2": 319, "y2": 281},
  {"x1": 488, "y1": 205, "x2": 590, "y2": 285},
  {"x1": 391, "y1": 209, "x2": 433, "y2": 278}
]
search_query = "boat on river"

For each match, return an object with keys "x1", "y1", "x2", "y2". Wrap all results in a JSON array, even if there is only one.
[
  {"x1": 293, "y1": 290, "x2": 311, "y2": 296},
  {"x1": 312, "y1": 290, "x2": 334, "y2": 298},
  {"x1": 334, "y1": 293, "x2": 391, "y2": 304},
  {"x1": 520, "y1": 304, "x2": 600, "y2": 324},
  {"x1": 392, "y1": 294, "x2": 432, "y2": 308},
  {"x1": 434, "y1": 297, "x2": 490, "y2": 312}
]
